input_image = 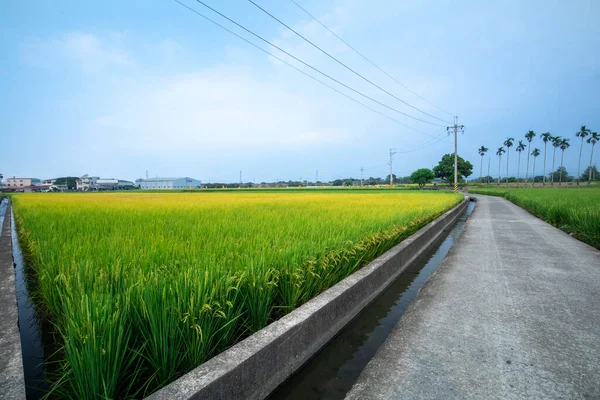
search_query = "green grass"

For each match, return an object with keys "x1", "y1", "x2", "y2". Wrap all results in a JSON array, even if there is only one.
[
  {"x1": 11, "y1": 191, "x2": 462, "y2": 398},
  {"x1": 469, "y1": 187, "x2": 600, "y2": 249}
]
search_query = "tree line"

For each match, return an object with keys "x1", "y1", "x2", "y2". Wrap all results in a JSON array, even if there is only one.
[{"x1": 478, "y1": 126, "x2": 599, "y2": 186}]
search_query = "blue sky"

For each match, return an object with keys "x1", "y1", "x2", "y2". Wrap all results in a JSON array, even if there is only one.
[{"x1": 2, "y1": 0, "x2": 599, "y2": 183}]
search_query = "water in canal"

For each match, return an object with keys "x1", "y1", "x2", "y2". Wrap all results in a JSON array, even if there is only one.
[
  {"x1": 10, "y1": 206, "x2": 49, "y2": 399},
  {"x1": 271, "y1": 200, "x2": 475, "y2": 399}
]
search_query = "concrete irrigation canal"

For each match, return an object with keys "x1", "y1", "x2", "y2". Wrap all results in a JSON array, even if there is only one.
[
  {"x1": 271, "y1": 201, "x2": 475, "y2": 399},
  {"x1": 1, "y1": 194, "x2": 599, "y2": 399},
  {"x1": 0, "y1": 199, "x2": 25, "y2": 399},
  {"x1": 347, "y1": 195, "x2": 600, "y2": 399}
]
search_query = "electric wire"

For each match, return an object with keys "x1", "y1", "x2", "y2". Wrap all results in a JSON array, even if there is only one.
[
  {"x1": 188, "y1": 0, "x2": 446, "y2": 128},
  {"x1": 288, "y1": 0, "x2": 454, "y2": 118},
  {"x1": 397, "y1": 130, "x2": 449, "y2": 154},
  {"x1": 247, "y1": 0, "x2": 453, "y2": 124},
  {"x1": 173, "y1": 0, "x2": 439, "y2": 138}
]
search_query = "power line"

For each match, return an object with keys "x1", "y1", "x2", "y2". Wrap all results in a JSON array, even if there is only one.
[
  {"x1": 173, "y1": 0, "x2": 439, "y2": 138},
  {"x1": 189, "y1": 0, "x2": 446, "y2": 128},
  {"x1": 397, "y1": 130, "x2": 449, "y2": 154},
  {"x1": 247, "y1": 0, "x2": 452, "y2": 124},
  {"x1": 288, "y1": 0, "x2": 454, "y2": 118}
]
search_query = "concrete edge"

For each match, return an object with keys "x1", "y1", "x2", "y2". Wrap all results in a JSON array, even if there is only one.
[
  {"x1": 147, "y1": 197, "x2": 470, "y2": 400},
  {"x1": 0, "y1": 199, "x2": 26, "y2": 399}
]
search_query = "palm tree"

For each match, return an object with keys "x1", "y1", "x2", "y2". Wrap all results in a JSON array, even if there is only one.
[
  {"x1": 503, "y1": 137, "x2": 514, "y2": 186},
  {"x1": 576, "y1": 126, "x2": 591, "y2": 185},
  {"x1": 559, "y1": 138, "x2": 570, "y2": 185},
  {"x1": 496, "y1": 147, "x2": 505, "y2": 185},
  {"x1": 478, "y1": 146, "x2": 489, "y2": 183},
  {"x1": 541, "y1": 132, "x2": 552, "y2": 185},
  {"x1": 587, "y1": 131, "x2": 599, "y2": 184},
  {"x1": 524, "y1": 130, "x2": 536, "y2": 184},
  {"x1": 531, "y1": 148, "x2": 540, "y2": 186},
  {"x1": 516, "y1": 140, "x2": 526, "y2": 187},
  {"x1": 550, "y1": 135, "x2": 562, "y2": 185}
]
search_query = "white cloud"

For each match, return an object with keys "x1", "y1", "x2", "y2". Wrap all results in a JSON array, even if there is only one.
[
  {"x1": 22, "y1": 32, "x2": 134, "y2": 72},
  {"x1": 87, "y1": 66, "x2": 351, "y2": 153}
]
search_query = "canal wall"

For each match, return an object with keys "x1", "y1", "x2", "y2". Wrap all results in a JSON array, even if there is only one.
[
  {"x1": 0, "y1": 199, "x2": 26, "y2": 399},
  {"x1": 148, "y1": 197, "x2": 470, "y2": 400}
]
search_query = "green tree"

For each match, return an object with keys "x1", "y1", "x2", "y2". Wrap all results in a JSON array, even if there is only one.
[
  {"x1": 433, "y1": 154, "x2": 473, "y2": 183},
  {"x1": 384, "y1": 174, "x2": 397, "y2": 185},
  {"x1": 575, "y1": 125, "x2": 591, "y2": 185},
  {"x1": 550, "y1": 135, "x2": 562, "y2": 185},
  {"x1": 559, "y1": 138, "x2": 571, "y2": 185},
  {"x1": 531, "y1": 148, "x2": 540, "y2": 186},
  {"x1": 55, "y1": 176, "x2": 78, "y2": 190},
  {"x1": 410, "y1": 168, "x2": 434, "y2": 189},
  {"x1": 541, "y1": 132, "x2": 552, "y2": 185},
  {"x1": 587, "y1": 132, "x2": 599, "y2": 184},
  {"x1": 581, "y1": 165, "x2": 599, "y2": 182},
  {"x1": 496, "y1": 147, "x2": 505, "y2": 185},
  {"x1": 551, "y1": 166, "x2": 570, "y2": 182},
  {"x1": 503, "y1": 137, "x2": 514, "y2": 186},
  {"x1": 524, "y1": 130, "x2": 536, "y2": 184},
  {"x1": 516, "y1": 140, "x2": 526, "y2": 187},
  {"x1": 478, "y1": 146, "x2": 489, "y2": 183}
]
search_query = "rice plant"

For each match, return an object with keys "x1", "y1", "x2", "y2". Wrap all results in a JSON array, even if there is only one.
[{"x1": 10, "y1": 191, "x2": 461, "y2": 398}]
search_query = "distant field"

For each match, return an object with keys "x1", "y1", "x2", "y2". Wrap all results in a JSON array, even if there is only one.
[
  {"x1": 469, "y1": 187, "x2": 600, "y2": 249},
  {"x1": 11, "y1": 191, "x2": 461, "y2": 398}
]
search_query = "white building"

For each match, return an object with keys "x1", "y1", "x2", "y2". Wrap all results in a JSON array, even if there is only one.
[
  {"x1": 136, "y1": 177, "x2": 201, "y2": 189},
  {"x1": 76, "y1": 175, "x2": 99, "y2": 191},
  {"x1": 77, "y1": 175, "x2": 134, "y2": 191},
  {"x1": 5, "y1": 177, "x2": 41, "y2": 188}
]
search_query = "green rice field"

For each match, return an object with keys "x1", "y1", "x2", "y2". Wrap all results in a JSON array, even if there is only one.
[
  {"x1": 11, "y1": 191, "x2": 462, "y2": 398},
  {"x1": 468, "y1": 187, "x2": 600, "y2": 249}
]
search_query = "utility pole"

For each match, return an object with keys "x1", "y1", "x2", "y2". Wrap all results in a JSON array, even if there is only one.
[
  {"x1": 389, "y1": 148, "x2": 397, "y2": 186},
  {"x1": 360, "y1": 166, "x2": 364, "y2": 186},
  {"x1": 239, "y1": 170, "x2": 242, "y2": 185},
  {"x1": 447, "y1": 117, "x2": 465, "y2": 194}
]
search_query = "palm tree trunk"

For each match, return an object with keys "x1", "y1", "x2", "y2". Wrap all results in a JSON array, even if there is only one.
[
  {"x1": 590, "y1": 143, "x2": 596, "y2": 185},
  {"x1": 551, "y1": 148, "x2": 556, "y2": 185},
  {"x1": 480, "y1": 155, "x2": 483, "y2": 183},
  {"x1": 578, "y1": 136, "x2": 584, "y2": 185},
  {"x1": 487, "y1": 158, "x2": 491, "y2": 184},
  {"x1": 506, "y1": 151, "x2": 510, "y2": 187},
  {"x1": 526, "y1": 147, "x2": 531, "y2": 184},
  {"x1": 543, "y1": 142, "x2": 547, "y2": 185},
  {"x1": 498, "y1": 155, "x2": 502, "y2": 185},
  {"x1": 532, "y1": 156, "x2": 537, "y2": 187},
  {"x1": 560, "y1": 150, "x2": 565, "y2": 185},
  {"x1": 517, "y1": 153, "x2": 521, "y2": 188}
]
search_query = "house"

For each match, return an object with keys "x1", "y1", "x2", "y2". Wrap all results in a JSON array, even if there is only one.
[{"x1": 5, "y1": 177, "x2": 41, "y2": 188}]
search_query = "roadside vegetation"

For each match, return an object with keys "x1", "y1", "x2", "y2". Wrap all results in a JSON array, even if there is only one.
[
  {"x1": 468, "y1": 187, "x2": 600, "y2": 249},
  {"x1": 11, "y1": 191, "x2": 461, "y2": 398}
]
